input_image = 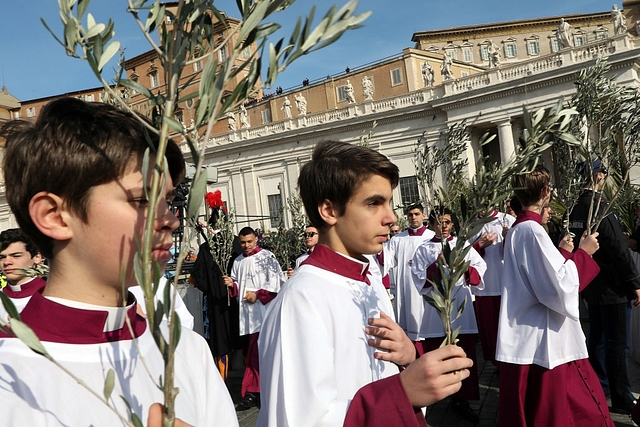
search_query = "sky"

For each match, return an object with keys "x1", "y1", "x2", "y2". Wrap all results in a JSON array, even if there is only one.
[{"x1": 0, "y1": 0, "x2": 615, "y2": 101}]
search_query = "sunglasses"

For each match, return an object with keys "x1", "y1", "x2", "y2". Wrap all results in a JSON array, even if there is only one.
[{"x1": 304, "y1": 232, "x2": 318, "y2": 238}]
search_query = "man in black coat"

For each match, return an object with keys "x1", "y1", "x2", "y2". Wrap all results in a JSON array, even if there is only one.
[{"x1": 569, "y1": 159, "x2": 640, "y2": 414}]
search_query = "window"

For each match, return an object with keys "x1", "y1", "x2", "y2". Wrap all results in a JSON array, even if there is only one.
[
  {"x1": 399, "y1": 176, "x2": 420, "y2": 206},
  {"x1": 85, "y1": 94, "x2": 95, "y2": 102},
  {"x1": 526, "y1": 40, "x2": 540, "y2": 55},
  {"x1": 480, "y1": 45, "x2": 489, "y2": 61},
  {"x1": 462, "y1": 47, "x2": 473, "y2": 62},
  {"x1": 337, "y1": 85, "x2": 349, "y2": 102},
  {"x1": 26, "y1": 107, "x2": 36, "y2": 118},
  {"x1": 150, "y1": 71, "x2": 159, "y2": 88},
  {"x1": 445, "y1": 48, "x2": 456, "y2": 60},
  {"x1": 243, "y1": 47, "x2": 251, "y2": 58},
  {"x1": 461, "y1": 71, "x2": 468, "y2": 77},
  {"x1": 574, "y1": 34, "x2": 588, "y2": 46},
  {"x1": 219, "y1": 45, "x2": 227, "y2": 61},
  {"x1": 193, "y1": 60, "x2": 202, "y2": 72},
  {"x1": 267, "y1": 194, "x2": 283, "y2": 228},
  {"x1": 176, "y1": 110, "x2": 183, "y2": 124},
  {"x1": 390, "y1": 68, "x2": 403, "y2": 86},
  {"x1": 595, "y1": 27, "x2": 609, "y2": 40},
  {"x1": 262, "y1": 109, "x2": 271, "y2": 124},
  {"x1": 504, "y1": 43, "x2": 517, "y2": 58},
  {"x1": 550, "y1": 39, "x2": 560, "y2": 53}
]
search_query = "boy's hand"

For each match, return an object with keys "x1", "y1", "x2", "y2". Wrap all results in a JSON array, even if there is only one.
[
  {"x1": 244, "y1": 290, "x2": 257, "y2": 304},
  {"x1": 366, "y1": 312, "x2": 416, "y2": 366},
  {"x1": 558, "y1": 234, "x2": 574, "y2": 252},
  {"x1": 223, "y1": 275, "x2": 234, "y2": 288},
  {"x1": 399, "y1": 345, "x2": 473, "y2": 407},
  {"x1": 578, "y1": 231, "x2": 599, "y2": 256},
  {"x1": 147, "y1": 403, "x2": 193, "y2": 427},
  {"x1": 477, "y1": 231, "x2": 497, "y2": 248}
]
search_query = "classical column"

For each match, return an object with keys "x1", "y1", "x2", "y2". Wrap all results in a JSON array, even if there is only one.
[{"x1": 497, "y1": 119, "x2": 516, "y2": 163}]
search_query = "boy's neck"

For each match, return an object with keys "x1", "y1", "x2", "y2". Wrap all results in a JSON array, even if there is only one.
[{"x1": 43, "y1": 266, "x2": 128, "y2": 307}]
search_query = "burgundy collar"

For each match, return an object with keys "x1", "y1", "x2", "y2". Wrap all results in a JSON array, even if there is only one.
[
  {"x1": 430, "y1": 235, "x2": 454, "y2": 243},
  {"x1": 513, "y1": 210, "x2": 542, "y2": 227},
  {"x1": 301, "y1": 244, "x2": 370, "y2": 285},
  {"x1": 408, "y1": 226, "x2": 428, "y2": 236},
  {"x1": 243, "y1": 246, "x2": 263, "y2": 258},
  {"x1": 0, "y1": 290, "x2": 147, "y2": 344},
  {"x1": 2, "y1": 277, "x2": 46, "y2": 299}
]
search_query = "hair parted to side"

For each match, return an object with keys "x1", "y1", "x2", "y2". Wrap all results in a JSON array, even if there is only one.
[
  {"x1": 239, "y1": 227, "x2": 256, "y2": 237},
  {"x1": 298, "y1": 140, "x2": 399, "y2": 230},
  {"x1": 1, "y1": 97, "x2": 185, "y2": 259},
  {"x1": 405, "y1": 203, "x2": 424, "y2": 215},
  {"x1": 511, "y1": 164, "x2": 551, "y2": 207},
  {"x1": 0, "y1": 228, "x2": 40, "y2": 257},
  {"x1": 428, "y1": 206, "x2": 453, "y2": 224}
]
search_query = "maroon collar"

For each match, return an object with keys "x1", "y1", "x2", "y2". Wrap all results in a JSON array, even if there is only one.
[
  {"x1": 513, "y1": 210, "x2": 542, "y2": 227},
  {"x1": 243, "y1": 246, "x2": 263, "y2": 258},
  {"x1": 2, "y1": 277, "x2": 46, "y2": 299},
  {"x1": 430, "y1": 235, "x2": 454, "y2": 243},
  {"x1": 408, "y1": 226, "x2": 428, "y2": 236},
  {"x1": 0, "y1": 290, "x2": 147, "y2": 344},
  {"x1": 301, "y1": 244, "x2": 370, "y2": 285}
]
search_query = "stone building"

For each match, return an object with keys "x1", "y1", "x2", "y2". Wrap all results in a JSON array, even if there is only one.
[{"x1": 4, "y1": 2, "x2": 640, "y2": 233}]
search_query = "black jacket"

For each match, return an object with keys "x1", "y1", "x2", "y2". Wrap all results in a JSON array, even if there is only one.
[{"x1": 568, "y1": 189, "x2": 640, "y2": 305}]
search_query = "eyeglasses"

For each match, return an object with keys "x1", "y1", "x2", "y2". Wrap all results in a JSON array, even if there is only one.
[{"x1": 304, "y1": 232, "x2": 318, "y2": 238}]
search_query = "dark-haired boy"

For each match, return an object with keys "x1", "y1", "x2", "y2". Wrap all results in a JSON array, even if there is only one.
[
  {"x1": 0, "y1": 97, "x2": 237, "y2": 426},
  {"x1": 258, "y1": 140, "x2": 473, "y2": 427},
  {"x1": 224, "y1": 226, "x2": 284, "y2": 410},
  {"x1": 0, "y1": 228, "x2": 44, "y2": 320}
]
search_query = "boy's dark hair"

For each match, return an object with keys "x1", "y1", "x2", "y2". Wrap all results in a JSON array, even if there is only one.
[
  {"x1": 511, "y1": 165, "x2": 551, "y2": 207},
  {"x1": 298, "y1": 140, "x2": 399, "y2": 230},
  {"x1": 428, "y1": 206, "x2": 453, "y2": 224},
  {"x1": 0, "y1": 228, "x2": 40, "y2": 257},
  {"x1": 405, "y1": 203, "x2": 424, "y2": 215},
  {"x1": 239, "y1": 227, "x2": 256, "y2": 237},
  {"x1": 1, "y1": 97, "x2": 185, "y2": 259}
]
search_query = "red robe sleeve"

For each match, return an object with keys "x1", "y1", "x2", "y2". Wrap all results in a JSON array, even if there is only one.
[
  {"x1": 472, "y1": 241, "x2": 486, "y2": 258},
  {"x1": 558, "y1": 248, "x2": 600, "y2": 292},
  {"x1": 228, "y1": 282, "x2": 238, "y2": 298},
  {"x1": 464, "y1": 266, "x2": 481, "y2": 286},
  {"x1": 255, "y1": 289, "x2": 278, "y2": 305},
  {"x1": 343, "y1": 374, "x2": 428, "y2": 427}
]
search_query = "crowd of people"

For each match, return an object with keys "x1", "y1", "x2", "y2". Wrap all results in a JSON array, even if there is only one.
[{"x1": 1, "y1": 96, "x2": 640, "y2": 427}]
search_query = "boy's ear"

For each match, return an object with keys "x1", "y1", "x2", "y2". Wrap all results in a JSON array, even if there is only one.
[
  {"x1": 29, "y1": 192, "x2": 74, "y2": 241},
  {"x1": 318, "y1": 199, "x2": 338, "y2": 226}
]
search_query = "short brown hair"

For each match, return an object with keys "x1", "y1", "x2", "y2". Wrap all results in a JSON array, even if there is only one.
[
  {"x1": 2, "y1": 97, "x2": 185, "y2": 258},
  {"x1": 298, "y1": 140, "x2": 399, "y2": 230},
  {"x1": 511, "y1": 164, "x2": 550, "y2": 207}
]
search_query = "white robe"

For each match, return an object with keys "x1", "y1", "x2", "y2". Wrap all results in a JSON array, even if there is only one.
[
  {"x1": 469, "y1": 212, "x2": 515, "y2": 296},
  {"x1": 382, "y1": 228, "x2": 435, "y2": 340},
  {"x1": 230, "y1": 248, "x2": 284, "y2": 336},
  {"x1": 0, "y1": 295, "x2": 238, "y2": 426},
  {"x1": 496, "y1": 218, "x2": 588, "y2": 369},
  {"x1": 129, "y1": 276, "x2": 194, "y2": 330},
  {"x1": 411, "y1": 237, "x2": 485, "y2": 337},
  {"x1": 258, "y1": 258, "x2": 398, "y2": 427},
  {"x1": 0, "y1": 276, "x2": 46, "y2": 324}
]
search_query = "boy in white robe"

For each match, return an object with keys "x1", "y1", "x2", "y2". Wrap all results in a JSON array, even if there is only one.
[
  {"x1": 224, "y1": 226, "x2": 284, "y2": 410},
  {"x1": 0, "y1": 228, "x2": 45, "y2": 322},
  {"x1": 258, "y1": 140, "x2": 474, "y2": 427},
  {"x1": 411, "y1": 207, "x2": 486, "y2": 423},
  {"x1": 496, "y1": 164, "x2": 613, "y2": 426},
  {"x1": 0, "y1": 98, "x2": 238, "y2": 427}
]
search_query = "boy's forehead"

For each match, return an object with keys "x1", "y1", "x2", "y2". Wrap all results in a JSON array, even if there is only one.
[{"x1": 0, "y1": 241, "x2": 28, "y2": 254}]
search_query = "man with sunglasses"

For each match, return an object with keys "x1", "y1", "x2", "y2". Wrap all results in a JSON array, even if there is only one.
[
  {"x1": 569, "y1": 159, "x2": 640, "y2": 414},
  {"x1": 295, "y1": 226, "x2": 319, "y2": 269}
]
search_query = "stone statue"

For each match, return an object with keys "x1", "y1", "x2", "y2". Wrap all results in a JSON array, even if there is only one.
[
  {"x1": 487, "y1": 41, "x2": 500, "y2": 68},
  {"x1": 281, "y1": 97, "x2": 292, "y2": 118},
  {"x1": 295, "y1": 93, "x2": 307, "y2": 116},
  {"x1": 226, "y1": 111, "x2": 236, "y2": 131},
  {"x1": 612, "y1": 4, "x2": 627, "y2": 35},
  {"x1": 240, "y1": 104, "x2": 250, "y2": 128},
  {"x1": 189, "y1": 119, "x2": 198, "y2": 139},
  {"x1": 556, "y1": 18, "x2": 573, "y2": 49},
  {"x1": 362, "y1": 76, "x2": 374, "y2": 101},
  {"x1": 345, "y1": 80, "x2": 356, "y2": 103},
  {"x1": 421, "y1": 61, "x2": 435, "y2": 87},
  {"x1": 441, "y1": 53, "x2": 453, "y2": 81}
]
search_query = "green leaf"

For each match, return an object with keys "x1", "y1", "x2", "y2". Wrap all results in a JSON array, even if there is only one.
[
  {"x1": 97, "y1": 40, "x2": 120, "y2": 71},
  {"x1": 9, "y1": 318, "x2": 49, "y2": 357},
  {"x1": 171, "y1": 309, "x2": 182, "y2": 348},
  {"x1": 238, "y1": 0, "x2": 270, "y2": 43},
  {"x1": 186, "y1": 169, "x2": 207, "y2": 220},
  {"x1": 0, "y1": 291, "x2": 20, "y2": 320},
  {"x1": 103, "y1": 368, "x2": 115, "y2": 401}
]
